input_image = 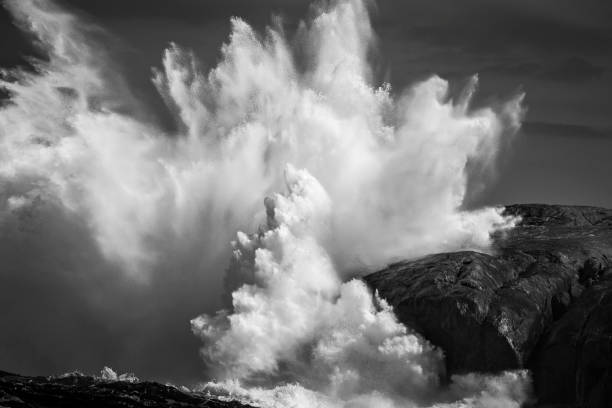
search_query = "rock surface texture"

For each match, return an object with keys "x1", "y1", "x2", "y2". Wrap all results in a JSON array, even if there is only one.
[
  {"x1": 365, "y1": 204, "x2": 612, "y2": 408},
  {"x1": 0, "y1": 371, "x2": 252, "y2": 408}
]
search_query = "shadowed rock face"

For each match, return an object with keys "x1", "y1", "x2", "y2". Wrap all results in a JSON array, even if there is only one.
[
  {"x1": 0, "y1": 371, "x2": 253, "y2": 408},
  {"x1": 531, "y1": 275, "x2": 612, "y2": 408},
  {"x1": 365, "y1": 204, "x2": 612, "y2": 408}
]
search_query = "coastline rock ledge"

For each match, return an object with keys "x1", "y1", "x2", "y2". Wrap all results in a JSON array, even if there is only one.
[{"x1": 365, "y1": 204, "x2": 612, "y2": 408}]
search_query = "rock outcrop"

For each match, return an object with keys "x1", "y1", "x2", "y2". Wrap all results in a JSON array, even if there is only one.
[
  {"x1": 0, "y1": 370, "x2": 252, "y2": 408},
  {"x1": 530, "y1": 274, "x2": 612, "y2": 407},
  {"x1": 365, "y1": 204, "x2": 612, "y2": 408}
]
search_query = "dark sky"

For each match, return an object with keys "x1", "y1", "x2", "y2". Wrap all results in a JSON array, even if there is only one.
[{"x1": 0, "y1": 0, "x2": 611, "y2": 385}]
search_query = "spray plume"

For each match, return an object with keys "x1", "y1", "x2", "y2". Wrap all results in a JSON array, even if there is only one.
[{"x1": 0, "y1": 0, "x2": 529, "y2": 406}]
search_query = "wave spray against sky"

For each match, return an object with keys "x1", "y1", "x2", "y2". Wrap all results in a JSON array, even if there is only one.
[{"x1": 1, "y1": 0, "x2": 529, "y2": 406}]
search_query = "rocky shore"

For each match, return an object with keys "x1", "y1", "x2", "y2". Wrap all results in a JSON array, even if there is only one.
[{"x1": 366, "y1": 204, "x2": 612, "y2": 408}]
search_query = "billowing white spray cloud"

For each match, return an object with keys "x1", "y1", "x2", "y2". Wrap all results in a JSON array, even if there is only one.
[
  {"x1": 192, "y1": 165, "x2": 444, "y2": 402},
  {"x1": 1, "y1": 0, "x2": 529, "y2": 406},
  {"x1": 1, "y1": 0, "x2": 522, "y2": 276},
  {"x1": 192, "y1": 166, "x2": 531, "y2": 407}
]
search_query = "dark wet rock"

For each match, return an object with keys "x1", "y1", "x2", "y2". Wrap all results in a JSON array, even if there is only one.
[
  {"x1": 531, "y1": 274, "x2": 612, "y2": 408},
  {"x1": 0, "y1": 370, "x2": 252, "y2": 408},
  {"x1": 364, "y1": 204, "x2": 612, "y2": 408}
]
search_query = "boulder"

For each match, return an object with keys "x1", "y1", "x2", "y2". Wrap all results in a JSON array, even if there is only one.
[{"x1": 364, "y1": 204, "x2": 612, "y2": 407}]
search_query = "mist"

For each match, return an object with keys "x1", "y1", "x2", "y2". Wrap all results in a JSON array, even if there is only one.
[{"x1": 1, "y1": 0, "x2": 529, "y2": 405}]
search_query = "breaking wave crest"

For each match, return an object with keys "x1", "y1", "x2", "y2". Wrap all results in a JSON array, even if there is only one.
[{"x1": 1, "y1": 0, "x2": 528, "y2": 406}]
